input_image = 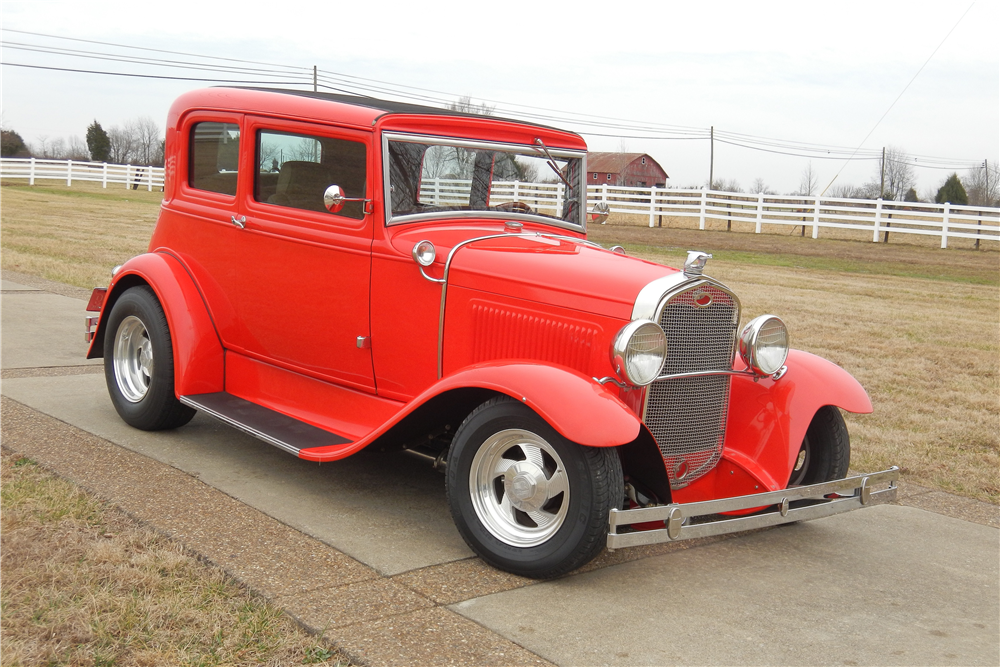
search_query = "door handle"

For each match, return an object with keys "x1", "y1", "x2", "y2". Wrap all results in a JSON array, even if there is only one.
[{"x1": 231, "y1": 215, "x2": 246, "y2": 229}]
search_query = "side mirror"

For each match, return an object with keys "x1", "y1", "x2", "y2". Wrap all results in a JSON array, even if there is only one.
[
  {"x1": 588, "y1": 201, "x2": 610, "y2": 225},
  {"x1": 324, "y1": 184, "x2": 348, "y2": 213}
]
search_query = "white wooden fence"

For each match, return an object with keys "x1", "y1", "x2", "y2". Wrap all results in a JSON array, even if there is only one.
[
  {"x1": 5, "y1": 161, "x2": 996, "y2": 249},
  {"x1": 0, "y1": 157, "x2": 164, "y2": 191}
]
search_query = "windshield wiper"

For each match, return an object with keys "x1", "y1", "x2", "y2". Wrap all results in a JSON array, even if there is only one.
[{"x1": 533, "y1": 138, "x2": 573, "y2": 189}]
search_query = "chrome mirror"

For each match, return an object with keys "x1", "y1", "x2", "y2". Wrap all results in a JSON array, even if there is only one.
[
  {"x1": 588, "y1": 201, "x2": 610, "y2": 225},
  {"x1": 324, "y1": 185, "x2": 348, "y2": 213},
  {"x1": 323, "y1": 185, "x2": 373, "y2": 214}
]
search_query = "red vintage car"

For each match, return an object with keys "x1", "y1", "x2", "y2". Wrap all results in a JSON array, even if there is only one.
[{"x1": 85, "y1": 87, "x2": 897, "y2": 578}]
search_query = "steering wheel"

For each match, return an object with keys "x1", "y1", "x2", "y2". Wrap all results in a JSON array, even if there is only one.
[{"x1": 495, "y1": 201, "x2": 533, "y2": 214}]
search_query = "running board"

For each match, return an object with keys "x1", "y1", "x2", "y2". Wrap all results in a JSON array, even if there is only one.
[{"x1": 180, "y1": 392, "x2": 352, "y2": 456}]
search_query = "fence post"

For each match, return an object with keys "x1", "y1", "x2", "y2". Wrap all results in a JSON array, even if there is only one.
[
  {"x1": 699, "y1": 187, "x2": 707, "y2": 230},
  {"x1": 513, "y1": 180, "x2": 519, "y2": 205},
  {"x1": 941, "y1": 202, "x2": 950, "y2": 249},
  {"x1": 812, "y1": 196, "x2": 821, "y2": 238},
  {"x1": 147, "y1": 167, "x2": 153, "y2": 192},
  {"x1": 873, "y1": 198, "x2": 883, "y2": 242},
  {"x1": 556, "y1": 183, "x2": 564, "y2": 218},
  {"x1": 648, "y1": 185, "x2": 656, "y2": 228},
  {"x1": 29, "y1": 157, "x2": 36, "y2": 185},
  {"x1": 755, "y1": 193, "x2": 763, "y2": 233},
  {"x1": 125, "y1": 165, "x2": 131, "y2": 190},
  {"x1": 102, "y1": 163, "x2": 108, "y2": 188},
  {"x1": 66, "y1": 160, "x2": 73, "y2": 186}
]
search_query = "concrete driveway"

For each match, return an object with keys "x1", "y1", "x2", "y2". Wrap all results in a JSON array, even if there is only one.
[{"x1": 3, "y1": 271, "x2": 998, "y2": 666}]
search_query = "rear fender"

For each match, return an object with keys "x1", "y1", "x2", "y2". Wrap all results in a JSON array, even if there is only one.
[
  {"x1": 722, "y1": 348, "x2": 872, "y2": 493},
  {"x1": 86, "y1": 252, "x2": 224, "y2": 397}
]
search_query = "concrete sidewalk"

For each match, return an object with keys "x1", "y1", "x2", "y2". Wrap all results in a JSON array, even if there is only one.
[{"x1": 3, "y1": 270, "x2": 998, "y2": 666}]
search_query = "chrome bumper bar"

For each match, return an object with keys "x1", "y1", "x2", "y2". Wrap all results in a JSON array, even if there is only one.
[{"x1": 607, "y1": 467, "x2": 899, "y2": 550}]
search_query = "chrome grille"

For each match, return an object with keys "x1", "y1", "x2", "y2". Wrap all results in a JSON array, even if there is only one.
[{"x1": 643, "y1": 282, "x2": 739, "y2": 489}]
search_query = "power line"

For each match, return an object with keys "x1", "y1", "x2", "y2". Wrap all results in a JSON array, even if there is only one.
[{"x1": 1, "y1": 27, "x2": 988, "y2": 173}]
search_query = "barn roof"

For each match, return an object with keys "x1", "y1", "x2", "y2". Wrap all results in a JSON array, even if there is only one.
[{"x1": 587, "y1": 152, "x2": 667, "y2": 177}]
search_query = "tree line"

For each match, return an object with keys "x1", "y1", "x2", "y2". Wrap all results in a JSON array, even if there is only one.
[
  {"x1": 707, "y1": 146, "x2": 998, "y2": 208},
  {"x1": 0, "y1": 117, "x2": 165, "y2": 166}
]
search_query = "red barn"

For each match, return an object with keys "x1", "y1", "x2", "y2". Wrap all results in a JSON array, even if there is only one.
[{"x1": 587, "y1": 152, "x2": 668, "y2": 188}]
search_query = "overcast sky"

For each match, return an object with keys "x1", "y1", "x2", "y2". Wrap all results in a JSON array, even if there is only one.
[{"x1": 2, "y1": 0, "x2": 997, "y2": 196}]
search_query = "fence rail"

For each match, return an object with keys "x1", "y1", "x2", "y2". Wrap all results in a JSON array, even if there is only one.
[
  {"x1": 0, "y1": 157, "x2": 164, "y2": 191},
  {"x1": 4, "y1": 160, "x2": 997, "y2": 248}
]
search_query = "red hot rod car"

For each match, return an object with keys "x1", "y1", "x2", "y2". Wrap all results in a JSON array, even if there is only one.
[{"x1": 85, "y1": 87, "x2": 897, "y2": 578}]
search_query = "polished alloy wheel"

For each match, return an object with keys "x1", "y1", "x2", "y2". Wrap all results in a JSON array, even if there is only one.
[
  {"x1": 469, "y1": 429, "x2": 570, "y2": 547},
  {"x1": 113, "y1": 315, "x2": 154, "y2": 402}
]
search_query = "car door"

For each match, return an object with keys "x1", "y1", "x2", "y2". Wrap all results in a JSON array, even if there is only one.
[{"x1": 234, "y1": 117, "x2": 375, "y2": 392}]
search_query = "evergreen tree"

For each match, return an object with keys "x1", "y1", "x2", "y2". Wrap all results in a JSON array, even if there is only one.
[
  {"x1": 1, "y1": 129, "x2": 28, "y2": 157},
  {"x1": 86, "y1": 120, "x2": 111, "y2": 162},
  {"x1": 903, "y1": 187, "x2": 919, "y2": 202},
  {"x1": 935, "y1": 173, "x2": 968, "y2": 205}
]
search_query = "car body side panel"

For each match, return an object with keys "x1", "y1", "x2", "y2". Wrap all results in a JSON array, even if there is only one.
[
  {"x1": 87, "y1": 252, "x2": 224, "y2": 397},
  {"x1": 671, "y1": 349, "x2": 872, "y2": 503}
]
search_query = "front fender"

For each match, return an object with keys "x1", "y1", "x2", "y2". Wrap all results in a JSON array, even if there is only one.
[
  {"x1": 433, "y1": 362, "x2": 642, "y2": 448},
  {"x1": 722, "y1": 349, "x2": 871, "y2": 494},
  {"x1": 87, "y1": 252, "x2": 224, "y2": 397}
]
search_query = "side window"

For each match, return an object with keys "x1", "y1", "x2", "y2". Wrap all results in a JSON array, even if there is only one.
[
  {"x1": 189, "y1": 122, "x2": 240, "y2": 195},
  {"x1": 256, "y1": 129, "x2": 367, "y2": 220}
]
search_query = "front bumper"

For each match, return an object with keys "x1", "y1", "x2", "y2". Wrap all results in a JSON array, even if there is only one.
[{"x1": 607, "y1": 466, "x2": 899, "y2": 549}]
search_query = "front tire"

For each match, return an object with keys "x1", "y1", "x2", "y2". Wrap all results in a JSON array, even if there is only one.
[
  {"x1": 788, "y1": 405, "x2": 850, "y2": 486},
  {"x1": 103, "y1": 285, "x2": 195, "y2": 431},
  {"x1": 446, "y1": 396, "x2": 623, "y2": 579}
]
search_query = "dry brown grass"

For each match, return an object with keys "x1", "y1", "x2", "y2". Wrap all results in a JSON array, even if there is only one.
[
  {"x1": 0, "y1": 449, "x2": 349, "y2": 666},
  {"x1": 604, "y1": 211, "x2": 1000, "y2": 252},
  {"x1": 1, "y1": 181, "x2": 160, "y2": 288}
]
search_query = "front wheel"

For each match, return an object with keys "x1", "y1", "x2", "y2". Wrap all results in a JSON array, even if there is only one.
[
  {"x1": 788, "y1": 405, "x2": 850, "y2": 486},
  {"x1": 446, "y1": 396, "x2": 623, "y2": 579},
  {"x1": 103, "y1": 285, "x2": 195, "y2": 431}
]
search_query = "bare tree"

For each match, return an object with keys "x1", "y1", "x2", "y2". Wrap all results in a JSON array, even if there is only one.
[
  {"x1": 447, "y1": 96, "x2": 495, "y2": 116},
  {"x1": 879, "y1": 146, "x2": 916, "y2": 201},
  {"x1": 751, "y1": 177, "x2": 775, "y2": 195},
  {"x1": 796, "y1": 162, "x2": 818, "y2": 196},
  {"x1": 108, "y1": 126, "x2": 135, "y2": 164},
  {"x1": 711, "y1": 178, "x2": 743, "y2": 192},
  {"x1": 965, "y1": 161, "x2": 999, "y2": 207},
  {"x1": 129, "y1": 116, "x2": 162, "y2": 166},
  {"x1": 67, "y1": 136, "x2": 90, "y2": 160}
]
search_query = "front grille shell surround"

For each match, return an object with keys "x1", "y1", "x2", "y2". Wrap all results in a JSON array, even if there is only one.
[{"x1": 639, "y1": 277, "x2": 741, "y2": 489}]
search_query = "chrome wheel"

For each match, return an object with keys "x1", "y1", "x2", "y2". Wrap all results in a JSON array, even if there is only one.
[
  {"x1": 113, "y1": 315, "x2": 153, "y2": 402},
  {"x1": 469, "y1": 428, "x2": 570, "y2": 547}
]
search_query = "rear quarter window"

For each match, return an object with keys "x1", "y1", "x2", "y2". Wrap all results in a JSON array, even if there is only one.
[{"x1": 189, "y1": 122, "x2": 240, "y2": 195}]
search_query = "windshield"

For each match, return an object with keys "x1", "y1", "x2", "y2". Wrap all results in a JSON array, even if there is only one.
[{"x1": 383, "y1": 134, "x2": 586, "y2": 229}]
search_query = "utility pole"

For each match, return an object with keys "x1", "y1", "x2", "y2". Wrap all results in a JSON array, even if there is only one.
[
  {"x1": 879, "y1": 147, "x2": 885, "y2": 198},
  {"x1": 709, "y1": 126, "x2": 714, "y2": 190},
  {"x1": 313, "y1": 66, "x2": 318, "y2": 92}
]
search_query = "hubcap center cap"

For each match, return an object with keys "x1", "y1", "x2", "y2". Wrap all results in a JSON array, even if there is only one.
[{"x1": 504, "y1": 463, "x2": 548, "y2": 512}]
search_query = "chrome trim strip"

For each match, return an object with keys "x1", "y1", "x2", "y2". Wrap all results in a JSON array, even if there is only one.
[
  {"x1": 655, "y1": 369, "x2": 755, "y2": 381},
  {"x1": 607, "y1": 467, "x2": 899, "y2": 550},
  {"x1": 631, "y1": 273, "x2": 695, "y2": 321},
  {"x1": 179, "y1": 395, "x2": 301, "y2": 456},
  {"x1": 383, "y1": 132, "x2": 586, "y2": 159}
]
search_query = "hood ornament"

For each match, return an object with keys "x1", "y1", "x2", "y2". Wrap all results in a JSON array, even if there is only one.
[{"x1": 684, "y1": 251, "x2": 712, "y2": 277}]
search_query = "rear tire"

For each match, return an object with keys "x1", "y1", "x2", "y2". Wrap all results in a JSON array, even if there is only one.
[
  {"x1": 788, "y1": 406, "x2": 850, "y2": 486},
  {"x1": 104, "y1": 286, "x2": 195, "y2": 431},
  {"x1": 446, "y1": 396, "x2": 623, "y2": 579}
]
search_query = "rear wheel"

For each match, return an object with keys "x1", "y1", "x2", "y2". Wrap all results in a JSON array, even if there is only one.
[
  {"x1": 104, "y1": 286, "x2": 195, "y2": 431},
  {"x1": 788, "y1": 406, "x2": 850, "y2": 486},
  {"x1": 446, "y1": 396, "x2": 623, "y2": 579}
]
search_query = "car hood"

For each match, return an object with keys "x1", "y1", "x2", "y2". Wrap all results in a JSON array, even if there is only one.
[{"x1": 445, "y1": 233, "x2": 677, "y2": 320}]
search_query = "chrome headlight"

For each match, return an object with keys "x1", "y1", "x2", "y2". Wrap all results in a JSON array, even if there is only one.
[
  {"x1": 611, "y1": 320, "x2": 667, "y2": 387},
  {"x1": 739, "y1": 315, "x2": 789, "y2": 376}
]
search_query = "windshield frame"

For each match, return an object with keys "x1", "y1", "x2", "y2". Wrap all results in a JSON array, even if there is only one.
[{"x1": 381, "y1": 131, "x2": 588, "y2": 233}]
